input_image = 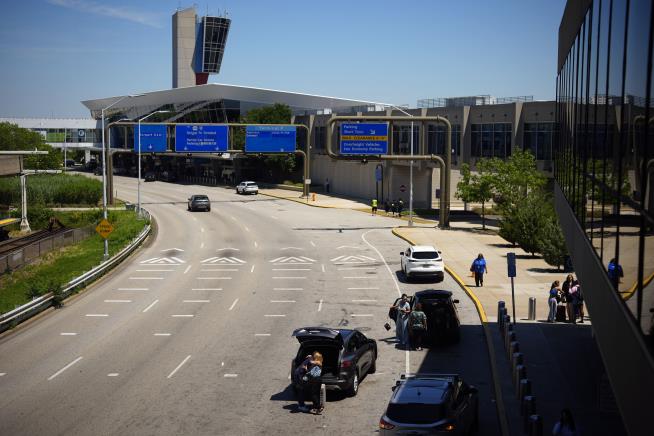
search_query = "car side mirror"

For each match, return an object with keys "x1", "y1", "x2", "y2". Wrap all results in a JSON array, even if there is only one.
[
  {"x1": 438, "y1": 250, "x2": 442, "y2": 254},
  {"x1": 453, "y1": 299, "x2": 459, "y2": 304},
  {"x1": 400, "y1": 251, "x2": 404, "y2": 255}
]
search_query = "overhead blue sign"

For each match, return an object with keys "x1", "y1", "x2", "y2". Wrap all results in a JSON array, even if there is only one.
[
  {"x1": 245, "y1": 125, "x2": 296, "y2": 153},
  {"x1": 340, "y1": 123, "x2": 388, "y2": 155},
  {"x1": 175, "y1": 125, "x2": 229, "y2": 152},
  {"x1": 134, "y1": 124, "x2": 167, "y2": 152}
]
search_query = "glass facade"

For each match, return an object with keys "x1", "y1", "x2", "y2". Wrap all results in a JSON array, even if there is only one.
[
  {"x1": 37, "y1": 128, "x2": 101, "y2": 144},
  {"x1": 523, "y1": 122, "x2": 556, "y2": 160},
  {"x1": 555, "y1": 0, "x2": 654, "y2": 339},
  {"x1": 201, "y1": 17, "x2": 230, "y2": 74},
  {"x1": 471, "y1": 123, "x2": 512, "y2": 158},
  {"x1": 427, "y1": 124, "x2": 461, "y2": 162}
]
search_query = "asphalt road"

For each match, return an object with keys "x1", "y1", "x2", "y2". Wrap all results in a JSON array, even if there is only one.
[{"x1": 0, "y1": 176, "x2": 500, "y2": 435}]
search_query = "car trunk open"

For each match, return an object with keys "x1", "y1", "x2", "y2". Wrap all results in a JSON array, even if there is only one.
[
  {"x1": 295, "y1": 341, "x2": 342, "y2": 379},
  {"x1": 418, "y1": 299, "x2": 455, "y2": 341}
]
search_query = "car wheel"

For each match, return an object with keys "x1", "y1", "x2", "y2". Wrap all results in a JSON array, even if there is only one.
[
  {"x1": 347, "y1": 371, "x2": 359, "y2": 397},
  {"x1": 207, "y1": 207, "x2": 211, "y2": 212},
  {"x1": 368, "y1": 355, "x2": 377, "y2": 374}
]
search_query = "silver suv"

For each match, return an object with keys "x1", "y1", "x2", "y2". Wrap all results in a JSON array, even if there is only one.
[{"x1": 236, "y1": 181, "x2": 259, "y2": 195}]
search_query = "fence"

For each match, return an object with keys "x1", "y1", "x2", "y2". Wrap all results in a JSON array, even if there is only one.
[{"x1": 0, "y1": 226, "x2": 95, "y2": 273}]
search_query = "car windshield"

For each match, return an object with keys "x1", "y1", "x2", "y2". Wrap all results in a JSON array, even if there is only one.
[
  {"x1": 194, "y1": 196, "x2": 208, "y2": 200},
  {"x1": 413, "y1": 252, "x2": 439, "y2": 260},
  {"x1": 386, "y1": 403, "x2": 445, "y2": 424}
]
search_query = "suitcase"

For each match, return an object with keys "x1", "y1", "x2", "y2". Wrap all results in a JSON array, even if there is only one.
[{"x1": 556, "y1": 305, "x2": 567, "y2": 322}]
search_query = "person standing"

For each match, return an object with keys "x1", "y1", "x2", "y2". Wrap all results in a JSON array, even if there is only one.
[
  {"x1": 409, "y1": 303, "x2": 427, "y2": 351},
  {"x1": 397, "y1": 199, "x2": 404, "y2": 217},
  {"x1": 393, "y1": 294, "x2": 411, "y2": 348},
  {"x1": 471, "y1": 254, "x2": 488, "y2": 287},
  {"x1": 569, "y1": 280, "x2": 583, "y2": 324},
  {"x1": 562, "y1": 274, "x2": 574, "y2": 322},
  {"x1": 371, "y1": 198, "x2": 378, "y2": 215},
  {"x1": 552, "y1": 408, "x2": 579, "y2": 435},
  {"x1": 325, "y1": 178, "x2": 330, "y2": 193},
  {"x1": 384, "y1": 199, "x2": 390, "y2": 215},
  {"x1": 295, "y1": 352, "x2": 324, "y2": 414},
  {"x1": 607, "y1": 258, "x2": 623, "y2": 288},
  {"x1": 548, "y1": 281, "x2": 561, "y2": 323},
  {"x1": 391, "y1": 199, "x2": 397, "y2": 217}
]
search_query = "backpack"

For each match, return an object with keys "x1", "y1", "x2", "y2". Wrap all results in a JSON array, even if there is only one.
[{"x1": 303, "y1": 365, "x2": 322, "y2": 382}]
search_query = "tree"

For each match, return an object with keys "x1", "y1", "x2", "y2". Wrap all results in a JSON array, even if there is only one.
[
  {"x1": 0, "y1": 122, "x2": 61, "y2": 169},
  {"x1": 538, "y1": 211, "x2": 569, "y2": 270},
  {"x1": 455, "y1": 163, "x2": 493, "y2": 229}
]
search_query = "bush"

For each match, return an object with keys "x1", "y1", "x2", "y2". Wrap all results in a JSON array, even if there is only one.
[
  {"x1": 0, "y1": 174, "x2": 102, "y2": 207},
  {"x1": 10, "y1": 205, "x2": 55, "y2": 230}
]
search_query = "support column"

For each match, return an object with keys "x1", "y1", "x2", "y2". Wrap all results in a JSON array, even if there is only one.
[{"x1": 20, "y1": 174, "x2": 30, "y2": 232}]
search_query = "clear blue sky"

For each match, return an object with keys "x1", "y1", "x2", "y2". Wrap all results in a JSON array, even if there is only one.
[{"x1": 0, "y1": 0, "x2": 567, "y2": 118}]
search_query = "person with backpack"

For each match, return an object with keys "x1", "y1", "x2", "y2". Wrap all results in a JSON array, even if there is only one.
[
  {"x1": 607, "y1": 258, "x2": 623, "y2": 288},
  {"x1": 397, "y1": 199, "x2": 404, "y2": 216},
  {"x1": 409, "y1": 303, "x2": 427, "y2": 351},
  {"x1": 548, "y1": 280, "x2": 561, "y2": 323},
  {"x1": 391, "y1": 200, "x2": 397, "y2": 217},
  {"x1": 295, "y1": 351, "x2": 324, "y2": 414},
  {"x1": 470, "y1": 253, "x2": 488, "y2": 287},
  {"x1": 569, "y1": 280, "x2": 584, "y2": 324}
]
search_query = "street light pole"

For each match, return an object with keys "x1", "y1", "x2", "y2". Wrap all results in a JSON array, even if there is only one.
[
  {"x1": 384, "y1": 104, "x2": 415, "y2": 227},
  {"x1": 137, "y1": 111, "x2": 170, "y2": 216}
]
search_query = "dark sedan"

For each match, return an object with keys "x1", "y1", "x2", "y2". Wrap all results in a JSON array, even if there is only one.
[
  {"x1": 291, "y1": 327, "x2": 377, "y2": 397},
  {"x1": 389, "y1": 290, "x2": 461, "y2": 344},
  {"x1": 187, "y1": 195, "x2": 211, "y2": 212}
]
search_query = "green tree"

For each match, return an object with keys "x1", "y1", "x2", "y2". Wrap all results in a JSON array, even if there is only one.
[
  {"x1": 455, "y1": 163, "x2": 493, "y2": 229},
  {"x1": 538, "y1": 210, "x2": 569, "y2": 270},
  {"x1": 0, "y1": 122, "x2": 61, "y2": 169}
]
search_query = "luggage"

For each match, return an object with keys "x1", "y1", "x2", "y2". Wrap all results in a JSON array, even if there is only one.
[{"x1": 556, "y1": 304, "x2": 567, "y2": 322}]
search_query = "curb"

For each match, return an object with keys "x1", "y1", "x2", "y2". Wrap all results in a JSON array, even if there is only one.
[
  {"x1": 259, "y1": 191, "x2": 356, "y2": 209},
  {"x1": 621, "y1": 271, "x2": 654, "y2": 301},
  {"x1": 391, "y1": 227, "x2": 510, "y2": 436}
]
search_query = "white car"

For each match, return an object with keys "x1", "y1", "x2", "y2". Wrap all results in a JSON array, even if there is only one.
[
  {"x1": 400, "y1": 245, "x2": 444, "y2": 281},
  {"x1": 236, "y1": 181, "x2": 259, "y2": 195}
]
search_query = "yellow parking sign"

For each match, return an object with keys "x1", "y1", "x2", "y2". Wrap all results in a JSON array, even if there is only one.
[{"x1": 95, "y1": 219, "x2": 114, "y2": 239}]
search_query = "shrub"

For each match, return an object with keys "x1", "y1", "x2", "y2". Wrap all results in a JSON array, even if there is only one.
[{"x1": 0, "y1": 174, "x2": 102, "y2": 207}]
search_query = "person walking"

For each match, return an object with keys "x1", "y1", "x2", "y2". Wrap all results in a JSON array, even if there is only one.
[
  {"x1": 371, "y1": 198, "x2": 378, "y2": 215},
  {"x1": 562, "y1": 274, "x2": 574, "y2": 322},
  {"x1": 607, "y1": 258, "x2": 623, "y2": 288},
  {"x1": 384, "y1": 199, "x2": 390, "y2": 215},
  {"x1": 391, "y1": 199, "x2": 397, "y2": 217},
  {"x1": 548, "y1": 280, "x2": 561, "y2": 323},
  {"x1": 295, "y1": 352, "x2": 324, "y2": 414},
  {"x1": 471, "y1": 254, "x2": 488, "y2": 287},
  {"x1": 552, "y1": 408, "x2": 579, "y2": 436},
  {"x1": 324, "y1": 178, "x2": 330, "y2": 193},
  {"x1": 393, "y1": 294, "x2": 411, "y2": 348},
  {"x1": 409, "y1": 303, "x2": 427, "y2": 351},
  {"x1": 397, "y1": 199, "x2": 404, "y2": 217}
]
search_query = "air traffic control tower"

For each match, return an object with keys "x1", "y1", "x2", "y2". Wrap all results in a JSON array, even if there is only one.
[{"x1": 172, "y1": 7, "x2": 231, "y2": 88}]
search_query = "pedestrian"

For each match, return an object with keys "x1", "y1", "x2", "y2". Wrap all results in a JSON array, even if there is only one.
[
  {"x1": 393, "y1": 294, "x2": 411, "y2": 348},
  {"x1": 371, "y1": 198, "x2": 378, "y2": 215},
  {"x1": 470, "y1": 254, "x2": 488, "y2": 287},
  {"x1": 325, "y1": 178, "x2": 330, "y2": 193},
  {"x1": 569, "y1": 280, "x2": 583, "y2": 324},
  {"x1": 562, "y1": 274, "x2": 574, "y2": 322},
  {"x1": 607, "y1": 258, "x2": 623, "y2": 288},
  {"x1": 391, "y1": 200, "x2": 397, "y2": 217},
  {"x1": 409, "y1": 303, "x2": 427, "y2": 351},
  {"x1": 384, "y1": 199, "x2": 390, "y2": 215},
  {"x1": 548, "y1": 280, "x2": 561, "y2": 323},
  {"x1": 397, "y1": 199, "x2": 404, "y2": 216},
  {"x1": 552, "y1": 408, "x2": 579, "y2": 436},
  {"x1": 295, "y1": 351, "x2": 324, "y2": 414}
]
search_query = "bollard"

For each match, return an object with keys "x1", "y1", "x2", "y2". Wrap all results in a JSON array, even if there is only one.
[
  {"x1": 501, "y1": 314, "x2": 511, "y2": 336},
  {"x1": 504, "y1": 329, "x2": 515, "y2": 352},
  {"x1": 511, "y1": 352, "x2": 524, "y2": 373},
  {"x1": 513, "y1": 364, "x2": 526, "y2": 391},
  {"x1": 522, "y1": 396, "x2": 537, "y2": 431},
  {"x1": 507, "y1": 340, "x2": 520, "y2": 361},
  {"x1": 528, "y1": 297, "x2": 537, "y2": 321},
  {"x1": 497, "y1": 301, "x2": 505, "y2": 325},
  {"x1": 312, "y1": 193, "x2": 316, "y2": 202},
  {"x1": 528, "y1": 414, "x2": 543, "y2": 436},
  {"x1": 518, "y1": 378, "x2": 531, "y2": 402}
]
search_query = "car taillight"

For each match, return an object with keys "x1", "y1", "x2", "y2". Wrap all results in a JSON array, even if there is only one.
[
  {"x1": 436, "y1": 422, "x2": 456, "y2": 432},
  {"x1": 379, "y1": 417, "x2": 395, "y2": 430},
  {"x1": 341, "y1": 359, "x2": 353, "y2": 369}
]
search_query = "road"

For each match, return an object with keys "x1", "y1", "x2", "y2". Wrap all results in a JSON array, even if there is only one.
[{"x1": 0, "y1": 176, "x2": 500, "y2": 435}]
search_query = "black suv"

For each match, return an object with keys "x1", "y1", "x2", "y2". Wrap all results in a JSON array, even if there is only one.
[
  {"x1": 187, "y1": 195, "x2": 211, "y2": 212},
  {"x1": 389, "y1": 290, "x2": 461, "y2": 344},
  {"x1": 291, "y1": 327, "x2": 377, "y2": 396},
  {"x1": 379, "y1": 374, "x2": 479, "y2": 435}
]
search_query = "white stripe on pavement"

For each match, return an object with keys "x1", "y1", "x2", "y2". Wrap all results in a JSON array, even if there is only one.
[
  {"x1": 183, "y1": 300, "x2": 210, "y2": 303},
  {"x1": 172, "y1": 314, "x2": 194, "y2": 318},
  {"x1": 104, "y1": 299, "x2": 132, "y2": 303},
  {"x1": 183, "y1": 265, "x2": 191, "y2": 274},
  {"x1": 318, "y1": 299, "x2": 323, "y2": 311},
  {"x1": 85, "y1": 314, "x2": 108, "y2": 317},
  {"x1": 60, "y1": 332, "x2": 78, "y2": 336},
  {"x1": 271, "y1": 300, "x2": 296, "y2": 303},
  {"x1": 129, "y1": 277, "x2": 164, "y2": 280},
  {"x1": 48, "y1": 356, "x2": 83, "y2": 381},
  {"x1": 265, "y1": 314, "x2": 286, "y2": 317},
  {"x1": 136, "y1": 269, "x2": 173, "y2": 272},
  {"x1": 254, "y1": 333, "x2": 271, "y2": 337},
  {"x1": 228, "y1": 298, "x2": 239, "y2": 311},
  {"x1": 118, "y1": 288, "x2": 148, "y2": 291},
  {"x1": 107, "y1": 373, "x2": 119, "y2": 377},
  {"x1": 167, "y1": 355, "x2": 191, "y2": 379},
  {"x1": 273, "y1": 287, "x2": 303, "y2": 291},
  {"x1": 224, "y1": 373, "x2": 238, "y2": 378},
  {"x1": 154, "y1": 333, "x2": 172, "y2": 336},
  {"x1": 191, "y1": 288, "x2": 222, "y2": 291},
  {"x1": 142, "y1": 299, "x2": 159, "y2": 313}
]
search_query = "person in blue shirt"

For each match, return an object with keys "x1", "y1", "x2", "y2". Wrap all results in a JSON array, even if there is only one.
[
  {"x1": 471, "y1": 253, "x2": 488, "y2": 287},
  {"x1": 607, "y1": 258, "x2": 623, "y2": 288}
]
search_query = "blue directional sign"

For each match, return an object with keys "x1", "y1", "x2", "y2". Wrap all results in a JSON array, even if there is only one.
[
  {"x1": 507, "y1": 252, "x2": 517, "y2": 278},
  {"x1": 245, "y1": 125, "x2": 296, "y2": 153},
  {"x1": 175, "y1": 125, "x2": 229, "y2": 152},
  {"x1": 134, "y1": 124, "x2": 167, "y2": 152},
  {"x1": 340, "y1": 123, "x2": 388, "y2": 155}
]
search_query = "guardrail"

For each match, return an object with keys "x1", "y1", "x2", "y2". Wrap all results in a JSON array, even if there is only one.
[{"x1": 0, "y1": 210, "x2": 152, "y2": 333}]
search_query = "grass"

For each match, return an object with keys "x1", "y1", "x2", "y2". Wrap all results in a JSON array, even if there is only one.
[
  {"x1": 0, "y1": 210, "x2": 148, "y2": 314},
  {"x1": 0, "y1": 173, "x2": 102, "y2": 207}
]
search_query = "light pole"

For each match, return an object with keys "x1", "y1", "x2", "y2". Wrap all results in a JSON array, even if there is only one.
[
  {"x1": 383, "y1": 104, "x2": 415, "y2": 226},
  {"x1": 137, "y1": 111, "x2": 170, "y2": 216}
]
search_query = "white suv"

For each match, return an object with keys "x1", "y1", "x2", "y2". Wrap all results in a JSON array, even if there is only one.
[
  {"x1": 400, "y1": 245, "x2": 444, "y2": 281},
  {"x1": 236, "y1": 181, "x2": 259, "y2": 195}
]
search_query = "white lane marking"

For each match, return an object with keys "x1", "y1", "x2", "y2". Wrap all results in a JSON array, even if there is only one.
[
  {"x1": 198, "y1": 277, "x2": 232, "y2": 280},
  {"x1": 118, "y1": 288, "x2": 148, "y2": 291},
  {"x1": 271, "y1": 215, "x2": 278, "y2": 220},
  {"x1": 318, "y1": 299, "x2": 323, "y2": 312},
  {"x1": 338, "y1": 267, "x2": 377, "y2": 270},
  {"x1": 321, "y1": 264, "x2": 326, "y2": 273},
  {"x1": 129, "y1": 277, "x2": 163, "y2": 280},
  {"x1": 60, "y1": 332, "x2": 78, "y2": 336},
  {"x1": 183, "y1": 300, "x2": 210, "y2": 303},
  {"x1": 273, "y1": 288, "x2": 303, "y2": 291},
  {"x1": 200, "y1": 242, "x2": 205, "y2": 249},
  {"x1": 191, "y1": 288, "x2": 222, "y2": 291},
  {"x1": 352, "y1": 299, "x2": 377, "y2": 302},
  {"x1": 135, "y1": 269, "x2": 173, "y2": 272},
  {"x1": 142, "y1": 299, "x2": 159, "y2": 313},
  {"x1": 107, "y1": 373, "x2": 119, "y2": 377},
  {"x1": 104, "y1": 299, "x2": 132, "y2": 303},
  {"x1": 361, "y1": 229, "x2": 407, "y2": 373},
  {"x1": 167, "y1": 355, "x2": 191, "y2": 379},
  {"x1": 172, "y1": 314, "x2": 194, "y2": 318},
  {"x1": 250, "y1": 265, "x2": 255, "y2": 273},
  {"x1": 310, "y1": 241, "x2": 316, "y2": 247},
  {"x1": 201, "y1": 228, "x2": 205, "y2": 233},
  {"x1": 154, "y1": 333, "x2": 172, "y2": 336},
  {"x1": 85, "y1": 314, "x2": 108, "y2": 317},
  {"x1": 337, "y1": 245, "x2": 362, "y2": 250},
  {"x1": 0, "y1": 373, "x2": 6, "y2": 376},
  {"x1": 192, "y1": 217, "x2": 198, "y2": 222},
  {"x1": 272, "y1": 277, "x2": 306, "y2": 279},
  {"x1": 351, "y1": 314, "x2": 373, "y2": 317},
  {"x1": 221, "y1": 362, "x2": 224, "y2": 366},
  {"x1": 202, "y1": 268, "x2": 238, "y2": 272},
  {"x1": 271, "y1": 300, "x2": 296, "y2": 303},
  {"x1": 217, "y1": 247, "x2": 240, "y2": 251},
  {"x1": 255, "y1": 333, "x2": 271, "y2": 337},
  {"x1": 244, "y1": 226, "x2": 250, "y2": 232},
  {"x1": 343, "y1": 276, "x2": 371, "y2": 279},
  {"x1": 280, "y1": 246, "x2": 303, "y2": 250},
  {"x1": 228, "y1": 299, "x2": 239, "y2": 311},
  {"x1": 48, "y1": 356, "x2": 83, "y2": 381},
  {"x1": 264, "y1": 314, "x2": 286, "y2": 317},
  {"x1": 224, "y1": 373, "x2": 238, "y2": 378},
  {"x1": 273, "y1": 268, "x2": 310, "y2": 271},
  {"x1": 254, "y1": 241, "x2": 258, "y2": 248},
  {"x1": 230, "y1": 216, "x2": 237, "y2": 221},
  {"x1": 348, "y1": 287, "x2": 379, "y2": 290},
  {"x1": 183, "y1": 265, "x2": 191, "y2": 274}
]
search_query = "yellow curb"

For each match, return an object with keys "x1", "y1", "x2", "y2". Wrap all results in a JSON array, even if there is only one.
[
  {"x1": 391, "y1": 226, "x2": 510, "y2": 436},
  {"x1": 621, "y1": 271, "x2": 654, "y2": 301}
]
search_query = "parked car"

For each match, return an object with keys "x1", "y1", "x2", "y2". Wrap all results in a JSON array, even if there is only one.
[
  {"x1": 291, "y1": 327, "x2": 377, "y2": 397},
  {"x1": 93, "y1": 165, "x2": 103, "y2": 176},
  {"x1": 187, "y1": 195, "x2": 211, "y2": 212},
  {"x1": 389, "y1": 290, "x2": 461, "y2": 344},
  {"x1": 236, "y1": 181, "x2": 259, "y2": 195},
  {"x1": 144, "y1": 172, "x2": 156, "y2": 182},
  {"x1": 400, "y1": 245, "x2": 444, "y2": 281},
  {"x1": 379, "y1": 373, "x2": 479, "y2": 435},
  {"x1": 64, "y1": 159, "x2": 77, "y2": 168},
  {"x1": 160, "y1": 171, "x2": 177, "y2": 182}
]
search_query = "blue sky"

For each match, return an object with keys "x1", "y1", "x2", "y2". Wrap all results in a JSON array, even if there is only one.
[{"x1": 0, "y1": 0, "x2": 567, "y2": 118}]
